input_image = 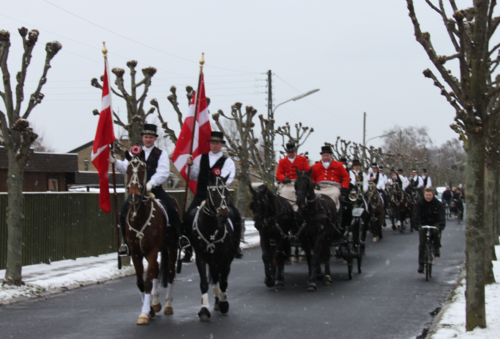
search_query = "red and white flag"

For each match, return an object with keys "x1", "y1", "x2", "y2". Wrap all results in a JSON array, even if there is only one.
[
  {"x1": 91, "y1": 59, "x2": 116, "y2": 213},
  {"x1": 172, "y1": 73, "x2": 211, "y2": 194}
]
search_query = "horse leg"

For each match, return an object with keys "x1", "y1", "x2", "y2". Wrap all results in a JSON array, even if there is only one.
[
  {"x1": 208, "y1": 263, "x2": 220, "y2": 312},
  {"x1": 218, "y1": 261, "x2": 231, "y2": 314},
  {"x1": 136, "y1": 253, "x2": 159, "y2": 325},
  {"x1": 323, "y1": 244, "x2": 332, "y2": 286},
  {"x1": 152, "y1": 278, "x2": 161, "y2": 313},
  {"x1": 196, "y1": 257, "x2": 211, "y2": 322},
  {"x1": 307, "y1": 238, "x2": 320, "y2": 292},
  {"x1": 213, "y1": 282, "x2": 221, "y2": 311},
  {"x1": 293, "y1": 245, "x2": 299, "y2": 263},
  {"x1": 275, "y1": 241, "x2": 286, "y2": 289},
  {"x1": 163, "y1": 244, "x2": 176, "y2": 315},
  {"x1": 130, "y1": 253, "x2": 148, "y2": 325},
  {"x1": 260, "y1": 237, "x2": 275, "y2": 287}
]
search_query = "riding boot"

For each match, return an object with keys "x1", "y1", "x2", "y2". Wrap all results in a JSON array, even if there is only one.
[{"x1": 119, "y1": 200, "x2": 130, "y2": 256}]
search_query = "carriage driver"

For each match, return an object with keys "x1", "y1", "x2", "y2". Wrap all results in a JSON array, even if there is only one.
[
  {"x1": 276, "y1": 141, "x2": 311, "y2": 204},
  {"x1": 110, "y1": 124, "x2": 185, "y2": 256},
  {"x1": 184, "y1": 131, "x2": 243, "y2": 259},
  {"x1": 413, "y1": 187, "x2": 446, "y2": 274},
  {"x1": 311, "y1": 146, "x2": 350, "y2": 211}
]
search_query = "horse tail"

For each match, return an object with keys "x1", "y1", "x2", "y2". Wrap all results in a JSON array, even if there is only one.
[{"x1": 159, "y1": 249, "x2": 169, "y2": 288}]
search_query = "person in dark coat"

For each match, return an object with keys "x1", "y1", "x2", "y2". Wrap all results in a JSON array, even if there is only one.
[
  {"x1": 413, "y1": 187, "x2": 446, "y2": 274},
  {"x1": 441, "y1": 187, "x2": 452, "y2": 213}
]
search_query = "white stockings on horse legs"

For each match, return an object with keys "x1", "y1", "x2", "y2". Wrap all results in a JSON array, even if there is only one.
[
  {"x1": 165, "y1": 284, "x2": 174, "y2": 308},
  {"x1": 213, "y1": 283, "x2": 221, "y2": 300},
  {"x1": 152, "y1": 279, "x2": 160, "y2": 307},
  {"x1": 201, "y1": 293, "x2": 209, "y2": 308},
  {"x1": 141, "y1": 293, "x2": 152, "y2": 316}
]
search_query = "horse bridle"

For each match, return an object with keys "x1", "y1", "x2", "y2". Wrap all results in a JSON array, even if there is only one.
[
  {"x1": 204, "y1": 176, "x2": 229, "y2": 216},
  {"x1": 127, "y1": 156, "x2": 150, "y2": 221}
]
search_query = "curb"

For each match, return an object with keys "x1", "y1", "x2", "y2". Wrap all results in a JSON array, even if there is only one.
[{"x1": 424, "y1": 263, "x2": 466, "y2": 338}]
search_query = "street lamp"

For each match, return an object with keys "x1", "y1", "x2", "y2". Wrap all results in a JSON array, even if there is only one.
[
  {"x1": 267, "y1": 88, "x2": 320, "y2": 188},
  {"x1": 365, "y1": 132, "x2": 395, "y2": 145}
]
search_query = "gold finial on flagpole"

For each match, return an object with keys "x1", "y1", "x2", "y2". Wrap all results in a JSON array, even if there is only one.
[
  {"x1": 102, "y1": 42, "x2": 108, "y2": 58},
  {"x1": 200, "y1": 52, "x2": 205, "y2": 66}
]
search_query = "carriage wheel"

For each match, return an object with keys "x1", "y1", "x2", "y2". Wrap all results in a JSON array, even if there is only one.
[
  {"x1": 356, "y1": 244, "x2": 362, "y2": 274},
  {"x1": 346, "y1": 242, "x2": 353, "y2": 280}
]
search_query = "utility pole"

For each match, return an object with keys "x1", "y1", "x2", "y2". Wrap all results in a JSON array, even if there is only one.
[
  {"x1": 362, "y1": 112, "x2": 366, "y2": 166},
  {"x1": 267, "y1": 70, "x2": 274, "y2": 188}
]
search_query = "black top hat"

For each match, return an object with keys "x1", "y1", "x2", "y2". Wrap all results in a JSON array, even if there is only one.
[
  {"x1": 208, "y1": 131, "x2": 226, "y2": 144},
  {"x1": 371, "y1": 162, "x2": 378, "y2": 168},
  {"x1": 412, "y1": 169, "x2": 417, "y2": 173},
  {"x1": 141, "y1": 124, "x2": 158, "y2": 137},
  {"x1": 320, "y1": 146, "x2": 333, "y2": 155},
  {"x1": 285, "y1": 142, "x2": 297, "y2": 153},
  {"x1": 352, "y1": 159, "x2": 361, "y2": 166},
  {"x1": 397, "y1": 168, "x2": 403, "y2": 172},
  {"x1": 422, "y1": 168, "x2": 427, "y2": 173},
  {"x1": 378, "y1": 165, "x2": 384, "y2": 170},
  {"x1": 390, "y1": 168, "x2": 396, "y2": 173},
  {"x1": 339, "y1": 157, "x2": 347, "y2": 163}
]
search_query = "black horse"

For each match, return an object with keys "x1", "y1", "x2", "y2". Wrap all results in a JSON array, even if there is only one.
[
  {"x1": 191, "y1": 174, "x2": 237, "y2": 322},
  {"x1": 390, "y1": 183, "x2": 414, "y2": 233},
  {"x1": 348, "y1": 182, "x2": 370, "y2": 255},
  {"x1": 366, "y1": 182, "x2": 385, "y2": 242},
  {"x1": 249, "y1": 184, "x2": 296, "y2": 289},
  {"x1": 294, "y1": 168, "x2": 338, "y2": 291}
]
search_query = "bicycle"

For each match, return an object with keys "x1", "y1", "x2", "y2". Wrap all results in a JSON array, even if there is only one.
[{"x1": 421, "y1": 225, "x2": 438, "y2": 281}]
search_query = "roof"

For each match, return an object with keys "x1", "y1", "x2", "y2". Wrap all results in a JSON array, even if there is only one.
[
  {"x1": 0, "y1": 147, "x2": 78, "y2": 173},
  {"x1": 68, "y1": 140, "x2": 94, "y2": 154}
]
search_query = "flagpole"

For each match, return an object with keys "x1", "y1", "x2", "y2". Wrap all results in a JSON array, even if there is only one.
[
  {"x1": 182, "y1": 53, "x2": 205, "y2": 218},
  {"x1": 103, "y1": 42, "x2": 122, "y2": 269}
]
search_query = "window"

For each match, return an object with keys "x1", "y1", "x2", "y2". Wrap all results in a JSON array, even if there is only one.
[{"x1": 47, "y1": 176, "x2": 59, "y2": 191}]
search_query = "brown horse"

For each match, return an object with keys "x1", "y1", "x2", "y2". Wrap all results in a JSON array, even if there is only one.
[
  {"x1": 124, "y1": 148, "x2": 179, "y2": 325},
  {"x1": 390, "y1": 182, "x2": 414, "y2": 233},
  {"x1": 367, "y1": 182, "x2": 385, "y2": 242}
]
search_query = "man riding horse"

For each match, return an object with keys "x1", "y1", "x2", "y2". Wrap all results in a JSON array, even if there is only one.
[
  {"x1": 110, "y1": 124, "x2": 185, "y2": 256},
  {"x1": 184, "y1": 131, "x2": 243, "y2": 259},
  {"x1": 349, "y1": 159, "x2": 365, "y2": 190},
  {"x1": 276, "y1": 141, "x2": 311, "y2": 205},
  {"x1": 311, "y1": 146, "x2": 350, "y2": 212},
  {"x1": 408, "y1": 169, "x2": 424, "y2": 201}
]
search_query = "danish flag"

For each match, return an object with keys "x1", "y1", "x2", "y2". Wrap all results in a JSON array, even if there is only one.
[
  {"x1": 172, "y1": 73, "x2": 211, "y2": 194},
  {"x1": 91, "y1": 59, "x2": 116, "y2": 213}
]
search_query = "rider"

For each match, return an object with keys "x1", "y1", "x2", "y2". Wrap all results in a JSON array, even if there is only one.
[
  {"x1": 421, "y1": 169, "x2": 432, "y2": 188},
  {"x1": 311, "y1": 146, "x2": 350, "y2": 211},
  {"x1": 408, "y1": 169, "x2": 424, "y2": 200},
  {"x1": 349, "y1": 159, "x2": 365, "y2": 190},
  {"x1": 110, "y1": 124, "x2": 184, "y2": 256},
  {"x1": 184, "y1": 131, "x2": 243, "y2": 259},
  {"x1": 368, "y1": 163, "x2": 388, "y2": 207},
  {"x1": 276, "y1": 141, "x2": 311, "y2": 204},
  {"x1": 391, "y1": 168, "x2": 409, "y2": 190},
  {"x1": 397, "y1": 168, "x2": 408, "y2": 185},
  {"x1": 441, "y1": 186, "x2": 452, "y2": 212},
  {"x1": 413, "y1": 187, "x2": 446, "y2": 274}
]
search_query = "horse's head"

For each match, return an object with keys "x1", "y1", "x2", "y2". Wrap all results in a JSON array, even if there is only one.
[
  {"x1": 125, "y1": 145, "x2": 148, "y2": 205},
  {"x1": 207, "y1": 172, "x2": 231, "y2": 224},
  {"x1": 249, "y1": 184, "x2": 272, "y2": 229},
  {"x1": 294, "y1": 167, "x2": 313, "y2": 209}
]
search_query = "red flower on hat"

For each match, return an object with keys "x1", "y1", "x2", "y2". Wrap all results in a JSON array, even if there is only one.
[
  {"x1": 130, "y1": 145, "x2": 142, "y2": 156},
  {"x1": 212, "y1": 168, "x2": 221, "y2": 177}
]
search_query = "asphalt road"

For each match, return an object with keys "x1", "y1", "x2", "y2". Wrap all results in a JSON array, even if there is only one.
[{"x1": 1, "y1": 219, "x2": 465, "y2": 339}]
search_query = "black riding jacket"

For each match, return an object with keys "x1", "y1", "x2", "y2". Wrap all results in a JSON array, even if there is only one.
[{"x1": 413, "y1": 197, "x2": 446, "y2": 229}]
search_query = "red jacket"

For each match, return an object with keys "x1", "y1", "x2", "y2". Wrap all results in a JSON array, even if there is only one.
[
  {"x1": 311, "y1": 161, "x2": 350, "y2": 189},
  {"x1": 276, "y1": 155, "x2": 311, "y2": 183}
]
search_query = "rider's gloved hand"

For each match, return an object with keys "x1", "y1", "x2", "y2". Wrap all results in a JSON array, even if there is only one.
[
  {"x1": 146, "y1": 182, "x2": 153, "y2": 192},
  {"x1": 108, "y1": 155, "x2": 116, "y2": 164},
  {"x1": 341, "y1": 187, "x2": 349, "y2": 195},
  {"x1": 283, "y1": 177, "x2": 292, "y2": 184}
]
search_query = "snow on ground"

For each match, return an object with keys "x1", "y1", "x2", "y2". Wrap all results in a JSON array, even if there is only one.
[
  {"x1": 430, "y1": 243, "x2": 500, "y2": 339},
  {"x1": 0, "y1": 221, "x2": 259, "y2": 304}
]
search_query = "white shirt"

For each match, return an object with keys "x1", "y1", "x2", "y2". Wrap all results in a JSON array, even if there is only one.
[
  {"x1": 422, "y1": 175, "x2": 432, "y2": 188},
  {"x1": 187, "y1": 151, "x2": 236, "y2": 186},
  {"x1": 287, "y1": 156, "x2": 296, "y2": 163},
  {"x1": 368, "y1": 171, "x2": 385, "y2": 190},
  {"x1": 393, "y1": 174, "x2": 409, "y2": 189},
  {"x1": 410, "y1": 175, "x2": 424, "y2": 188},
  {"x1": 322, "y1": 161, "x2": 331, "y2": 169},
  {"x1": 115, "y1": 145, "x2": 171, "y2": 187}
]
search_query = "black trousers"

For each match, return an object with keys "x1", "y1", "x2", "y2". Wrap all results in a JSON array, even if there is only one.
[
  {"x1": 120, "y1": 188, "x2": 181, "y2": 243},
  {"x1": 182, "y1": 195, "x2": 242, "y2": 248},
  {"x1": 418, "y1": 223, "x2": 441, "y2": 264}
]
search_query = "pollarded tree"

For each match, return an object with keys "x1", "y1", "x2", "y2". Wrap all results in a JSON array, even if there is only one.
[
  {"x1": 0, "y1": 28, "x2": 62, "y2": 286},
  {"x1": 406, "y1": 0, "x2": 500, "y2": 330},
  {"x1": 275, "y1": 122, "x2": 314, "y2": 159},
  {"x1": 91, "y1": 60, "x2": 157, "y2": 146}
]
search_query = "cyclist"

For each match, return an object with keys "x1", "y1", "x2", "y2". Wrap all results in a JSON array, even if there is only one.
[
  {"x1": 452, "y1": 187, "x2": 464, "y2": 220},
  {"x1": 413, "y1": 187, "x2": 446, "y2": 274},
  {"x1": 441, "y1": 186, "x2": 452, "y2": 214}
]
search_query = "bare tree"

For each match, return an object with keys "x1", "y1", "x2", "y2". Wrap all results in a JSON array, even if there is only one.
[
  {"x1": 0, "y1": 28, "x2": 61, "y2": 286},
  {"x1": 275, "y1": 122, "x2": 314, "y2": 158},
  {"x1": 406, "y1": 0, "x2": 500, "y2": 330},
  {"x1": 91, "y1": 60, "x2": 157, "y2": 146}
]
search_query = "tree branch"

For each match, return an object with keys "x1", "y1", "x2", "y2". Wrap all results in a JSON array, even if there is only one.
[{"x1": 0, "y1": 30, "x2": 14, "y2": 123}]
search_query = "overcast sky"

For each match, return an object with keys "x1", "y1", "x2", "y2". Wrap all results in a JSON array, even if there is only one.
[{"x1": 1, "y1": 0, "x2": 471, "y2": 158}]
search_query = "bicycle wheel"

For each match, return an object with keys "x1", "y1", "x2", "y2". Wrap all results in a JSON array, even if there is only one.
[{"x1": 425, "y1": 242, "x2": 432, "y2": 281}]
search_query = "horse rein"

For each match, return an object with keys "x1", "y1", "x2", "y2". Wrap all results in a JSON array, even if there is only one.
[{"x1": 205, "y1": 176, "x2": 229, "y2": 215}]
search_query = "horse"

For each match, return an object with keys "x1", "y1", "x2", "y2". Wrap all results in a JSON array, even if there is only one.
[
  {"x1": 294, "y1": 168, "x2": 338, "y2": 291},
  {"x1": 249, "y1": 184, "x2": 296, "y2": 289},
  {"x1": 348, "y1": 182, "x2": 370, "y2": 255},
  {"x1": 124, "y1": 148, "x2": 178, "y2": 325},
  {"x1": 366, "y1": 181, "x2": 385, "y2": 242},
  {"x1": 191, "y1": 173, "x2": 237, "y2": 322},
  {"x1": 389, "y1": 182, "x2": 414, "y2": 233}
]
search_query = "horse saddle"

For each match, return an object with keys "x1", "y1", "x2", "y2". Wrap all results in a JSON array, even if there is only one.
[{"x1": 155, "y1": 199, "x2": 170, "y2": 226}]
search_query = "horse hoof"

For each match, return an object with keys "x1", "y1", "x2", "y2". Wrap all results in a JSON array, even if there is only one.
[
  {"x1": 152, "y1": 303, "x2": 161, "y2": 313},
  {"x1": 307, "y1": 283, "x2": 317, "y2": 292},
  {"x1": 264, "y1": 276, "x2": 275, "y2": 288},
  {"x1": 324, "y1": 275, "x2": 332, "y2": 286},
  {"x1": 198, "y1": 307, "x2": 211, "y2": 322},
  {"x1": 219, "y1": 301, "x2": 229, "y2": 314},
  {"x1": 275, "y1": 281, "x2": 285, "y2": 290},
  {"x1": 292, "y1": 257, "x2": 299, "y2": 263},
  {"x1": 148, "y1": 306, "x2": 156, "y2": 319},
  {"x1": 137, "y1": 314, "x2": 149, "y2": 325},
  {"x1": 214, "y1": 297, "x2": 220, "y2": 311},
  {"x1": 164, "y1": 306, "x2": 173, "y2": 315}
]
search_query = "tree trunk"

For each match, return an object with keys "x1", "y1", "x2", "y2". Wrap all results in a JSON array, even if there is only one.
[
  {"x1": 4, "y1": 150, "x2": 25, "y2": 286},
  {"x1": 484, "y1": 164, "x2": 496, "y2": 284},
  {"x1": 465, "y1": 132, "x2": 487, "y2": 330}
]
